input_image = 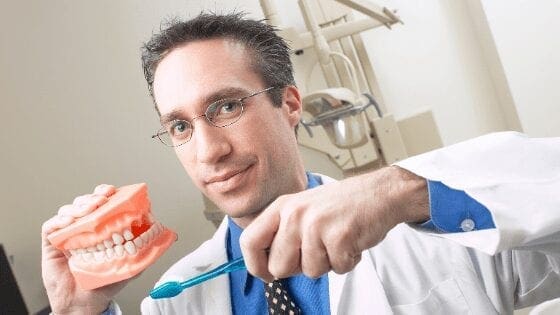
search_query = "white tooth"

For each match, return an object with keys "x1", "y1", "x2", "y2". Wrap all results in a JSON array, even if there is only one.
[
  {"x1": 133, "y1": 237, "x2": 144, "y2": 248},
  {"x1": 124, "y1": 241, "x2": 137, "y2": 255},
  {"x1": 106, "y1": 247, "x2": 115, "y2": 259},
  {"x1": 87, "y1": 246, "x2": 96, "y2": 252},
  {"x1": 141, "y1": 231, "x2": 150, "y2": 243},
  {"x1": 97, "y1": 243, "x2": 105, "y2": 251},
  {"x1": 114, "y1": 245, "x2": 124, "y2": 257},
  {"x1": 78, "y1": 248, "x2": 86, "y2": 254},
  {"x1": 69, "y1": 249, "x2": 77, "y2": 256},
  {"x1": 104, "y1": 240, "x2": 113, "y2": 249},
  {"x1": 94, "y1": 251, "x2": 105, "y2": 262},
  {"x1": 83, "y1": 252, "x2": 93, "y2": 261},
  {"x1": 112, "y1": 233, "x2": 124, "y2": 245},
  {"x1": 123, "y1": 229, "x2": 134, "y2": 241}
]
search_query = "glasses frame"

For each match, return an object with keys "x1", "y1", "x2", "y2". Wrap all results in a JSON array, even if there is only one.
[{"x1": 152, "y1": 86, "x2": 277, "y2": 147}]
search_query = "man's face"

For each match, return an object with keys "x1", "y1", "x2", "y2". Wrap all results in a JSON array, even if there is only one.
[{"x1": 152, "y1": 39, "x2": 306, "y2": 226}]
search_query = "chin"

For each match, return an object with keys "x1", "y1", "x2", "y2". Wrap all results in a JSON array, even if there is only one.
[{"x1": 213, "y1": 194, "x2": 269, "y2": 221}]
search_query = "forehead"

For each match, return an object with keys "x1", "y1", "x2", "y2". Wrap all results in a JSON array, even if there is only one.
[{"x1": 152, "y1": 38, "x2": 262, "y2": 117}]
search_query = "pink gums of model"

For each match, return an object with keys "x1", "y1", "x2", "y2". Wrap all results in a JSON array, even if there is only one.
[{"x1": 47, "y1": 183, "x2": 176, "y2": 290}]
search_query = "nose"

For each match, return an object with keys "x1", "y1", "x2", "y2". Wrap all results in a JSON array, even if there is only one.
[{"x1": 190, "y1": 117, "x2": 232, "y2": 164}]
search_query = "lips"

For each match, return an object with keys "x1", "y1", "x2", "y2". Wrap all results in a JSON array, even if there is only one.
[
  {"x1": 206, "y1": 167, "x2": 247, "y2": 183},
  {"x1": 204, "y1": 164, "x2": 253, "y2": 192},
  {"x1": 47, "y1": 183, "x2": 177, "y2": 290}
]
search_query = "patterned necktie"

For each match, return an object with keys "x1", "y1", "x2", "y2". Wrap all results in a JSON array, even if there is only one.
[{"x1": 264, "y1": 280, "x2": 302, "y2": 315}]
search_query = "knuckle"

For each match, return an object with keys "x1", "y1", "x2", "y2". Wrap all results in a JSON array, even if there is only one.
[
  {"x1": 302, "y1": 266, "x2": 326, "y2": 279},
  {"x1": 268, "y1": 258, "x2": 286, "y2": 277},
  {"x1": 91, "y1": 194, "x2": 109, "y2": 206},
  {"x1": 239, "y1": 232, "x2": 254, "y2": 251},
  {"x1": 330, "y1": 251, "x2": 358, "y2": 274},
  {"x1": 72, "y1": 194, "x2": 92, "y2": 206},
  {"x1": 93, "y1": 184, "x2": 116, "y2": 196},
  {"x1": 57, "y1": 204, "x2": 73, "y2": 216},
  {"x1": 269, "y1": 261, "x2": 297, "y2": 279},
  {"x1": 247, "y1": 261, "x2": 270, "y2": 281},
  {"x1": 305, "y1": 217, "x2": 324, "y2": 237}
]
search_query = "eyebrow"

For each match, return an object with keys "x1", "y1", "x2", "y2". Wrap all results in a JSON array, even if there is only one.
[{"x1": 159, "y1": 87, "x2": 250, "y2": 124}]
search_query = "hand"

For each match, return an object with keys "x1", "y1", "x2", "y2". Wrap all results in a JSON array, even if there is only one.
[
  {"x1": 240, "y1": 166, "x2": 428, "y2": 282},
  {"x1": 41, "y1": 184, "x2": 129, "y2": 315}
]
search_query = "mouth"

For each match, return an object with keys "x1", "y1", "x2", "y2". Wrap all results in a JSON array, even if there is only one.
[
  {"x1": 205, "y1": 164, "x2": 254, "y2": 192},
  {"x1": 47, "y1": 183, "x2": 176, "y2": 290}
]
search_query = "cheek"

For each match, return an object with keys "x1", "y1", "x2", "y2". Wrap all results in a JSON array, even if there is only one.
[{"x1": 174, "y1": 148, "x2": 197, "y2": 177}]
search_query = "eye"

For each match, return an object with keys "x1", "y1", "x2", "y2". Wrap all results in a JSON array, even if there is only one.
[
  {"x1": 208, "y1": 100, "x2": 242, "y2": 124},
  {"x1": 218, "y1": 100, "x2": 240, "y2": 115},
  {"x1": 168, "y1": 120, "x2": 191, "y2": 138}
]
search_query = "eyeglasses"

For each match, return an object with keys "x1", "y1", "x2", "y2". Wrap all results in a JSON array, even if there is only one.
[{"x1": 152, "y1": 86, "x2": 277, "y2": 147}]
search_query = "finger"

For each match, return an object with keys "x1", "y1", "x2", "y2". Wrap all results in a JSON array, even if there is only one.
[
  {"x1": 57, "y1": 204, "x2": 75, "y2": 217},
  {"x1": 42, "y1": 215, "x2": 74, "y2": 261},
  {"x1": 240, "y1": 206, "x2": 281, "y2": 282},
  {"x1": 327, "y1": 244, "x2": 361, "y2": 274},
  {"x1": 65, "y1": 194, "x2": 108, "y2": 218},
  {"x1": 94, "y1": 184, "x2": 116, "y2": 197},
  {"x1": 73, "y1": 195, "x2": 108, "y2": 217},
  {"x1": 301, "y1": 231, "x2": 330, "y2": 279},
  {"x1": 268, "y1": 215, "x2": 302, "y2": 279},
  {"x1": 42, "y1": 215, "x2": 74, "y2": 236},
  {"x1": 324, "y1": 227, "x2": 362, "y2": 274},
  {"x1": 73, "y1": 194, "x2": 94, "y2": 207}
]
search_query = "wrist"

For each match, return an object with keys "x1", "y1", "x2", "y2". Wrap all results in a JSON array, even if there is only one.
[{"x1": 386, "y1": 166, "x2": 429, "y2": 224}]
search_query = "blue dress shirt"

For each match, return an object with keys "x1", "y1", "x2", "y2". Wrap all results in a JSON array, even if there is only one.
[{"x1": 422, "y1": 180, "x2": 495, "y2": 232}]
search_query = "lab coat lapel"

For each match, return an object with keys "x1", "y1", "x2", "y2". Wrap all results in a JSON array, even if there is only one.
[
  {"x1": 319, "y1": 174, "x2": 393, "y2": 313},
  {"x1": 328, "y1": 249, "x2": 393, "y2": 314},
  {"x1": 193, "y1": 218, "x2": 233, "y2": 314}
]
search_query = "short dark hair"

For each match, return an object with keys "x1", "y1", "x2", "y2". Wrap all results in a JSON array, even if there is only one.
[{"x1": 141, "y1": 12, "x2": 295, "y2": 112}]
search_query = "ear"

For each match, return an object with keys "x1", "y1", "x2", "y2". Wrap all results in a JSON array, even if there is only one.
[{"x1": 281, "y1": 85, "x2": 302, "y2": 128}]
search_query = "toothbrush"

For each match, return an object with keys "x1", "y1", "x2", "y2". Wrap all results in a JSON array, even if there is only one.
[{"x1": 149, "y1": 257, "x2": 246, "y2": 299}]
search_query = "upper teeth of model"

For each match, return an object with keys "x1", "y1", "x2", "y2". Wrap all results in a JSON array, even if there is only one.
[{"x1": 68, "y1": 221, "x2": 164, "y2": 263}]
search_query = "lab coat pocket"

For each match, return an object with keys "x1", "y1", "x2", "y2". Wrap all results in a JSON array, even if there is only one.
[{"x1": 391, "y1": 278, "x2": 470, "y2": 315}]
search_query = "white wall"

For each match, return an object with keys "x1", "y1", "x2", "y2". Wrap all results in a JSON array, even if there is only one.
[
  {"x1": 480, "y1": 0, "x2": 560, "y2": 137},
  {"x1": 350, "y1": 0, "x2": 514, "y2": 145},
  {"x1": 0, "y1": 0, "x2": 557, "y2": 313}
]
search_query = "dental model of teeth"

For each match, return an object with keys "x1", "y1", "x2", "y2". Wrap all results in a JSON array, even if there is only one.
[
  {"x1": 47, "y1": 183, "x2": 177, "y2": 290},
  {"x1": 68, "y1": 222, "x2": 165, "y2": 263}
]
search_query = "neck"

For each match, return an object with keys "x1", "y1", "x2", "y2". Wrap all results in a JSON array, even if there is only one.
[{"x1": 231, "y1": 170, "x2": 308, "y2": 229}]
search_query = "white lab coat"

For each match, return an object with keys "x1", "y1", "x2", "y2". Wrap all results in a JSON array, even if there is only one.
[{"x1": 135, "y1": 132, "x2": 560, "y2": 314}]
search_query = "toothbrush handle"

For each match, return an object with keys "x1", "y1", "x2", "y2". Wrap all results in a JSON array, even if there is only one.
[{"x1": 180, "y1": 257, "x2": 246, "y2": 289}]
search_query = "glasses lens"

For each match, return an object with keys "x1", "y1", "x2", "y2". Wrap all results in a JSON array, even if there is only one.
[
  {"x1": 206, "y1": 99, "x2": 243, "y2": 127},
  {"x1": 158, "y1": 120, "x2": 192, "y2": 146}
]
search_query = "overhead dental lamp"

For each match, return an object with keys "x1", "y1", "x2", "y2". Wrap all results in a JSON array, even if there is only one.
[{"x1": 300, "y1": 87, "x2": 382, "y2": 149}]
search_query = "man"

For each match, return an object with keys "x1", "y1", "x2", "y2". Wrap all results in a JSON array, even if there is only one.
[{"x1": 42, "y1": 12, "x2": 560, "y2": 314}]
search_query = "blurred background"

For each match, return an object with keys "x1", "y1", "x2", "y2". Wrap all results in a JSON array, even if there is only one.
[{"x1": 1, "y1": 0, "x2": 558, "y2": 313}]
